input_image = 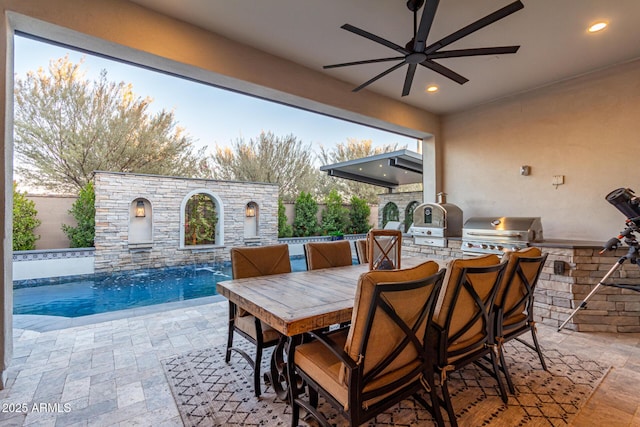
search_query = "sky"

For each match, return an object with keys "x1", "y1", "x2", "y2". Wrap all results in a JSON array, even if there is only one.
[{"x1": 13, "y1": 35, "x2": 418, "y2": 161}]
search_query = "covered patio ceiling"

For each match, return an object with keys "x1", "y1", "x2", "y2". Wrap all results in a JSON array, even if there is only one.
[{"x1": 320, "y1": 149, "x2": 422, "y2": 190}]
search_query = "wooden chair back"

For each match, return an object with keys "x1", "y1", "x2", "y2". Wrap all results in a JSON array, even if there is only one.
[{"x1": 367, "y1": 229, "x2": 402, "y2": 270}]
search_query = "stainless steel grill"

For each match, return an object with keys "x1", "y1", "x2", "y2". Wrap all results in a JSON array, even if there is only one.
[
  {"x1": 462, "y1": 217, "x2": 543, "y2": 256},
  {"x1": 410, "y1": 195, "x2": 463, "y2": 248}
]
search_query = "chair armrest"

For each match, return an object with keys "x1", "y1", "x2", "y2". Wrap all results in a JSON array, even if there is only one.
[{"x1": 308, "y1": 329, "x2": 358, "y2": 370}]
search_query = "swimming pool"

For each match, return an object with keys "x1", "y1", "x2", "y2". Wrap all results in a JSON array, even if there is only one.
[{"x1": 14, "y1": 257, "x2": 308, "y2": 318}]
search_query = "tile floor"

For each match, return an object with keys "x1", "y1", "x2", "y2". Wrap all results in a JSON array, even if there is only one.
[{"x1": 1, "y1": 299, "x2": 639, "y2": 427}]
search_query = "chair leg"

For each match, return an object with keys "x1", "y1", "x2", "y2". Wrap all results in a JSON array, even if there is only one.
[
  {"x1": 309, "y1": 386, "x2": 319, "y2": 409},
  {"x1": 225, "y1": 304, "x2": 235, "y2": 363},
  {"x1": 498, "y1": 345, "x2": 516, "y2": 394},
  {"x1": 413, "y1": 379, "x2": 445, "y2": 427},
  {"x1": 530, "y1": 327, "x2": 547, "y2": 371},
  {"x1": 489, "y1": 350, "x2": 509, "y2": 404},
  {"x1": 439, "y1": 380, "x2": 458, "y2": 427}
]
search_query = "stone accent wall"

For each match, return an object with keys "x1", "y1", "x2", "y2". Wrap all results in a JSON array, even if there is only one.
[
  {"x1": 402, "y1": 237, "x2": 462, "y2": 263},
  {"x1": 377, "y1": 191, "x2": 423, "y2": 229},
  {"x1": 94, "y1": 172, "x2": 279, "y2": 272},
  {"x1": 536, "y1": 246, "x2": 640, "y2": 333},
  {"x1": 403, "y1": 238, "x2": 640, "y2": 333}
]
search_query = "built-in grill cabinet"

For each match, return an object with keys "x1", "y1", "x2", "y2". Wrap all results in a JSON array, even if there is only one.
[
  {"x1": 411, "y1": 201, "x2": 463, "y2": 247},
  {"x1": 462, "y1": 217, "x2": 543, "y2": 256}
]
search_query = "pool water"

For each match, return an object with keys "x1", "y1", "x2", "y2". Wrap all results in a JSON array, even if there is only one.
[{"x1": 14, "y1": 257, "x2": 308, "y2": 318}]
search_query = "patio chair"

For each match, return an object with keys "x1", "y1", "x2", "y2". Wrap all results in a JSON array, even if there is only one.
[
  {"x1": 292, "y1": 260, "x2": 446, "y2": 427},
  {"x1": 429, "y1": 254, "x2": 508, "y2": 427},
  {"x1": 227, "y1": 244, "x2": 292, "y2": 397},
  {"x1": 304, "y1": 240, "x2": 353, "y2": 270},
  {"x1": 355, "y1": 239, "x2": 368, "y2": 264},
  {"x1": 367, "y1": 229, "x2": 402, "y2": 270},
  {"x1": 494, "y1": 247, "x2": 549, "y2": 393}
]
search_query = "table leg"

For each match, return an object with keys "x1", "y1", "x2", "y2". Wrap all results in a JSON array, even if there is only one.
[
  {"x1": 287, "y1": 334, "x2": 303, "y2": 427},
  {"x1": 264, "y1": 334, "x2": 287, "y2": 400}
]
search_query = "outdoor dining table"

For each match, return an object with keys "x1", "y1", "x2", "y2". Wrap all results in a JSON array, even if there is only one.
[{"x1": 216, "y1": 256, "x2": 428, "y2": 403}]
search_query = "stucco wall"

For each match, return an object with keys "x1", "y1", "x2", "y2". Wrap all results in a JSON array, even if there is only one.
[
  {"x1": 441, "y1": 58, "x2": 640, "y2": 242},
  {"x1": 94, "y1": 172, "x2": 278, "y2": 272},
  {"x1": 28, "y1": 195, "x2": 75, "y2": 249}
]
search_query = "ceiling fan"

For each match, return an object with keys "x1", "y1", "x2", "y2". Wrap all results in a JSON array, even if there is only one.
[{"x1": 324, "y1": 0, "x2": 524, "y2": 96}]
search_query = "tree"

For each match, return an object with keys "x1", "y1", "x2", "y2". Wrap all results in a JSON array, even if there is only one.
[
  {"x1": 184, "y1": 194, "x2": 218, "y2": 245},
  {"x1": 348, "y1": 195, "x2": 372, "y2": 234},
  {"x1": 13, "y1": 182, "x2": 41, "y2": 250},
  {"x1": 292, "y1": 192, "x2": 319, "y2": 237},
  {"x1": 62, "y1": 181, "x2": 95, "y2": 247},
  {"x1": 278, "y1": 198, "x2": 293, "y2": 238},
  {"x1": 318, "y1": 139, "x2": 406, "y2": 203},
  {"x1": 321, "y1": 189, "x2": 349, "y2": 235},
  {"x1": 207, "y1": 131, "x2": 317, "y2": 201},
  {"x1": 14, "y1": 56, "x2": 207, "y2": 192}
]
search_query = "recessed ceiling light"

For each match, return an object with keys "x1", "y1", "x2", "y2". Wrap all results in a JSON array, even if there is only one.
[
  {"x1": 588, "y1": 21, "x2": 607, "y2": 33},
  {"x1": 426, "y1": 85, "x2": 439, "y2": 93}
]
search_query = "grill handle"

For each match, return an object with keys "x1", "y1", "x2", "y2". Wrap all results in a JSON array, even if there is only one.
[{"x1": 466, "y1": 231, "x2": 523, "y2": 238}]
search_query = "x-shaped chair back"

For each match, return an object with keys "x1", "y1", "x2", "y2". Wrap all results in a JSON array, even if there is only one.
[
  {"x1": 367, "y1": 229, "x2": 402, "y2": 270},
  {"x1": 496, "y1": 248, "x2": 547, "y2": 323}
]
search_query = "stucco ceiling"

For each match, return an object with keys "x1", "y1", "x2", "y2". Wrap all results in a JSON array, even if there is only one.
[{"x1": 128, "y1": 0, "x2": 640, "y2": 115}]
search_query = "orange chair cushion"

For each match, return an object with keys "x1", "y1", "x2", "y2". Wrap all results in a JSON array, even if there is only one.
[
  {"x1": 433, "y1": 254, "x2": 500, "y2": 359},
  {"x1": 305, "y1": 240, "x2": 353, "y2": 270},
  {"x1": 342, "y1": 260, "x2": 440, "y2": 383},
  {"x1": 230, "y1": 244, "x2": 291, "y2": 279},
  {"x1": 495, "y1": 247, "x2": 542, "y2": 309}
]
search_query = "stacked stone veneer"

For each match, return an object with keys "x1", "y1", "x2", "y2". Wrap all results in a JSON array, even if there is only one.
[
  {"x1": 378, "y1": 191, "x2": 422, "y2": 228},
  {"x1": 403, "y1": 238, "x2": 640, "y2": 333},
  {"x1": 537, "y1": 246, "x2": 640, "y2": 333},
  {"x1": 94, "y1": 172, "x2": 278, "y2": 273}
]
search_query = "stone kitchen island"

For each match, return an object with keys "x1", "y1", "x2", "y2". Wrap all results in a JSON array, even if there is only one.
[{"x1": 403, "y1": 237, "x2": 640, "y2": 332}]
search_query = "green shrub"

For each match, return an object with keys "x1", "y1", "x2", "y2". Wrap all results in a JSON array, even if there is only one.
[
  {"x1": 348, "y1": 195, "x2": 372, "y2": 234},
  {"x1": 292, "y1": 191, "x2": 319, "y2": 237},
  {"x1": 321, "y1": 189, "x2": 349, "y2": 234},
  {"x1": 278, "y1": 198, "x2": 293, "y2": 238},
  {"x1": 12, "y1": 182, "x2": 40, "y2": 250},
  {"x1": 62, "y1": 181, "x2": 95, "y2": 247},
  {"x1": 185, "y1": 194, "x2": 218, "y2": 245}
]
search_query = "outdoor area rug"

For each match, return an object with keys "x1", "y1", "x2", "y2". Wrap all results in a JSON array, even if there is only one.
[{"x1": 161, "y1": 340, "x2": 610, "y2": 427}]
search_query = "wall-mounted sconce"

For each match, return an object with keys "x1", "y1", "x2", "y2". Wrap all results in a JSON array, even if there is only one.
[
  {"x1": 135, "y1": 200, "x2": 146, "y2": 217},
  {"x1": 245, "y1": 202, "x2": 256, "y2": 217}
]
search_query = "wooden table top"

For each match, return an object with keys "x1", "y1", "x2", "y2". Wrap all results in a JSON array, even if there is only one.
[{"x1": 216, "y1": 257, "x2": 427, "y2": 336}]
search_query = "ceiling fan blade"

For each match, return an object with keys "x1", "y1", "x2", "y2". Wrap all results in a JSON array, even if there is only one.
[
  {"x1": 420, "y1": 59, "x2": 468, "y2": 84},
  {"x1": 341, "y1": 24, "x2": 410, "y2": 55},
  {"x1": 402, "y1": 64, "x2": 418, "y2": 96},
  {"x1": 424, "y1": 0, "x2": 524, "y2": 54},
  {"x1": 353, "y1": 61, "x2": 408, "y2": 92},
  {"x1": 323, "y1": 56, "x2": 405, "y2": 69},
  {"x1": 413, "y1": 0, "x2": 439, "y2": 52},
  {"x1": 428, "y1": 45, "x2": 520, "y2": 59}
]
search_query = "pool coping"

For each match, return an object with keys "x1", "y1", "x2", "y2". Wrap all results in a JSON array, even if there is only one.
[{"x1": 13, "y1": 294, "x2": 226, "y2": 332}]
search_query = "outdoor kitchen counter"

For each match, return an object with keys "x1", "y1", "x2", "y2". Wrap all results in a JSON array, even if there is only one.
[{"x1": 531, "y1": 239, "x2": 604, "y2": 249}]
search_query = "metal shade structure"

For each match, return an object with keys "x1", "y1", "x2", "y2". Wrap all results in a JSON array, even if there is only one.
[{"x1": 320, "y1": 149, "x2": 422, "y2": 190}]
